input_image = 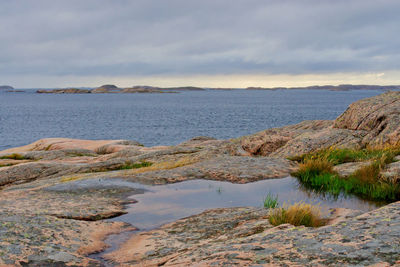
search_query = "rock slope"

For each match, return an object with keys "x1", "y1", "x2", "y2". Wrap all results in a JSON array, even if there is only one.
[
  {"x1": 241, "y1": 91, "x2": 400, "y2": 157},
  {"x1": 106, "y1": 204, "x2": 399, "y2": 266}
]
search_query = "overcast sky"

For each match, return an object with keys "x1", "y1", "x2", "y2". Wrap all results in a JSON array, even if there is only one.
[{"x1": 1, "y1": 0, "x2": 400, "y2": 88}]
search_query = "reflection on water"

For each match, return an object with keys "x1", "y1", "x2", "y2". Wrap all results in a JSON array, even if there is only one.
[{"x1": 111, "y1": 177, "x2": 383, "y2": 230}]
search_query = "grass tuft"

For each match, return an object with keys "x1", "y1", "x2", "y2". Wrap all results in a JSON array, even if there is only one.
[
  {"x1": 263, "y1": 193, "x2": 279, "y2": 209},
  {"x1": 0, "y1": 153, "x2": 26, "y2": 160},
  {"x1": 292, "y1": 158, "x2": 334, "y2": 184},
  {"x1": 0, "y1": 164, "x2": 13, "y2": 168},
  {"x1": 119, "y1": 161, "x2": 152, "y2": 170},
  {"x1": 290, "y1": 146, "x2": 400, "y2": 166},
  {"x1": 268, "y1": 201, "x2": 325, "y2": 227},
  {"x1": 291, "y1": 146, "x2": 400, "y2": 201}
]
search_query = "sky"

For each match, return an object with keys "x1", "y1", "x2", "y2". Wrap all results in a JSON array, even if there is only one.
[{"x1": 1, "y1": 0, "x2": 400, "y2": 88}]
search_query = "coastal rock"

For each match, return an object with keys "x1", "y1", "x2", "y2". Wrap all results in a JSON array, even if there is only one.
[
  {"x1": 106, "y1": 202, "x2": 400, "y2": 266},
  {"x1": 23, "y1": 149, "x2": 97, "y2": 160},
  {"x1": 0, "y1": 175, "x2": 146, "y2": 266},
  {"x1": 241, "y1": 120, "x2": 332, "y2": 156},
  {"x1": 188, "y1": 156, "x2": 297, "y2": 183},
  {"x1": 242, "y1": 92, "x2": 400, "y2": 157},
  {"x1": 117, "y1": 155, "x2": 297, "y2": 184},
  {"x1": 0, "y1": 162, "x2": 72, "y2": 187},
  {"x1": 0, "y1": 158, "x2": 31, "y2": 167},
  {"x1": 334, "y1": 91, "x2": 400, "y2": 146},
  {"x1": 0, "y1": 138, "x2": 140, "y2": 154},
  {"x1": 270, "y1": 128, "x2": 366, "y2": 158}
]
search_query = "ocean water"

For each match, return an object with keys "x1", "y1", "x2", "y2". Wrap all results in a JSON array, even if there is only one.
[{"x1": 0, "y1": 89, "x2": 383, "y2": 150}]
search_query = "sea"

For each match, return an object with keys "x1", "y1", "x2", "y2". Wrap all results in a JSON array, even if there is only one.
[{"x1": 0, "y1": 89, "x2": 385, "y2": 151}]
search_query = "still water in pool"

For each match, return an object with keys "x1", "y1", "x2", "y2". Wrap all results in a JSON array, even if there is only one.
[{"x1": 112, "y1": 177, "x2": 382, "y2": 230}]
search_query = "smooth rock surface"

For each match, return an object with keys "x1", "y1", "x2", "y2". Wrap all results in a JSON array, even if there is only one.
[{"x1": 106, "y1": 203, "x2": 400, "y2": 266}]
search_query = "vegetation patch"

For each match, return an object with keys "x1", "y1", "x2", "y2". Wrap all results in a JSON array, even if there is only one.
[
  {"x1": 291, "y1": 146, "x2": 400, "y2": 201},
  {"x1": 67, "y1": 152, "x2": 97, "y2": 157},
  {"x1": 290, "y1": 146, "x2": 400, "y2": 166},
  {"x1": 0, "y1": 153, "x2": 26, "y2": 160},
  {"x1": 268, "y1": 201, "x2": 325, "y2": 227},
  {"x1": 263, "y1": 193, "x2": 279, "y2": 209},
  {"x1": 119, "y1": 161, "x2": 153, "y2": 170},
  {"x1": 0, "y1": 164, "x2": 13, "y2": 168}
]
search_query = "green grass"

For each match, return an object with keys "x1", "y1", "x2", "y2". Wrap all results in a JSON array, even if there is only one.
[
  {"x1": 0, "y1": 164, "x2": 13, "y2": 168},
  {"x1": 290, "y1": 147, "x2": 400, "y2": 166},
  {"x1": 86, "y1": 161, "x2": 153, "y2": 173},
  {"x1": 0, "y1": 153, "x2": 26, "y2": 160},
  {"x1": 67, "y1": 152, "x2": 96, "y2": 157},
  {"x1": 118, "y1": 161, "x2": 153, "y2": 170},
  {"x1": 263, "y1": 193, "x2": 279, "y2": 209},
  {"x1": 297, "y1": 170, "x2": 399, "y2": 200},
  {"x1": 268, "y1": 201, "x2": 325, "y2": 227},
  {"x1": 292, "y1": 147, "x2": 400, "y2": 201}
]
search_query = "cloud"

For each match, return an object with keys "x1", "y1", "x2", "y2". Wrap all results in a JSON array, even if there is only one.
[{"x1": 0, "y1": 0, "x2": 400, "y2": 86}]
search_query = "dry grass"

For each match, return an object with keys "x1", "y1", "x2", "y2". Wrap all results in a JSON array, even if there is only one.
[
  {"x1": 269, "y1": 201, "x2": 325, "y2": 227},
  {"x1": 95, "y1": 145, "x2": 111, "y2": 155},
  {"x1": 293, "y1": 157, "x2": 335, "y2": 183},
  {"x1": 60, "y1": 174, "x2": 88, "y2": 183},
  {"x1": 351, "y1": 161, "x2": 382, "y2": 184}
]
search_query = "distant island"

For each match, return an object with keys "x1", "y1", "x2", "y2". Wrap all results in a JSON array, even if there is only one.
[
  {"x1": 0, "y1": 85, "x2": 14, "y2": 90},
  {"x1": 246, "y1": 84, "x2": 400, "y2": 91},
  {"x1": 36, "y1": 84, "x2": 205, "y2": 94},
  {"x1": 2, "y1": 84, "x2": 397, "y2": 94}
]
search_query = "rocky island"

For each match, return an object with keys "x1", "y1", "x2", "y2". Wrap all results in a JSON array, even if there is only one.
[
  {"x1": 35, "y1": 84, "x2": 400, "y2": 94},
  {"x1": 0, "y1": 85, "x2": 14, "y2": 91},
  {"x1": 36, "y1": 84, "x2": 205, "y2": 94},
  {"x1": 1, "y1": 92, "x2": 400, "y2": 266}
]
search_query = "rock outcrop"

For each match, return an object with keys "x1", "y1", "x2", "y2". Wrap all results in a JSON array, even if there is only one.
[
  {"x1": 334, "y1": 91, "x2": 400, "y2": 146},
  {"x1": 241, "y1": 91, "x2": 400, "y2": 157},
  {"x1": 106, "y1": 203, "x2": 400, "y2": 266}
]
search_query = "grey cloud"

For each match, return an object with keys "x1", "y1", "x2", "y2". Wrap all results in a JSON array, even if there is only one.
[{"x1": 0, "y1": 0, "x2": 400, "y2": 78}]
